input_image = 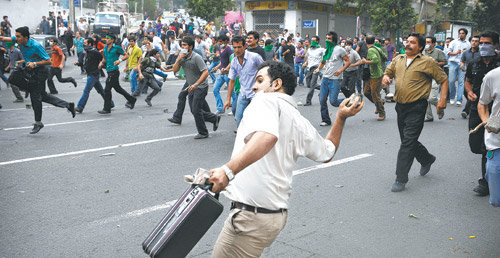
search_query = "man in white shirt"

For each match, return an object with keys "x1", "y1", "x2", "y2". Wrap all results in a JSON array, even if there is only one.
[
  {"x1": 302, "y1": 36, "x2": 324, "y2": 106},
  {"x1": 208, "y1": 60, "x2": 364, "y2": 257},
  {"x1": 445, "y1": 28, "x2": 471, "y2": 106}
]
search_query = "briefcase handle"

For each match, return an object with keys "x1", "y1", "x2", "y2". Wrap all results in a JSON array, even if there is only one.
[{"x1": 200, "y1": 184, "x2": 220, "y2": 200}]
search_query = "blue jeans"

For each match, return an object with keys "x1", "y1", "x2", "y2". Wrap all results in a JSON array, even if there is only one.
[
  {"x1": 208, "y1": 60, "x2": 220, "y2": 83},
  {"x1": 231, "y1": 91, "x2": 238, "y2": 115},
  {"x1": 448, "y1": 61, "x2": 465, "y2": 102},
  {"x1": 486, "y1": 150, "x2": 500, "y2": 207},
  {"x1": 213, "y1": 74, "x2": 230, "y2": 112},
  {"x1": 235, "y1": 94, "x2": 252, "y2": 127},
  {"x1": 295, "y1": 62, "x2": 304, "y2": 85},
  {"x1": 129, "y1": 69, "x2": 138, "y2": 93},
  {"x1": 319, "y1": 78, "x2": 344, "y2": 124},
  {"x1": 154, "y1": 69, "x2": 167, "y2": 78},
  {"x1": 77, "y1": 74, "x2": 112, "y2": 110}
]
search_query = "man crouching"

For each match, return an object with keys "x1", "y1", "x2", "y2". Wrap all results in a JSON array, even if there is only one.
[{"x1": 207, "y1": 61, "x2": 364, "y2": 257}]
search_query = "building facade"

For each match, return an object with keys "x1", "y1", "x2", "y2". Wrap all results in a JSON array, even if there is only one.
[{"x1": 1, "y1": 0, "x2": 50, "y2": 33}]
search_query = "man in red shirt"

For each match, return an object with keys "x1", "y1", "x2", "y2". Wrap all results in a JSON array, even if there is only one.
[{"x1": 47, "y1": 38, "x2": 77, "y2": 94}]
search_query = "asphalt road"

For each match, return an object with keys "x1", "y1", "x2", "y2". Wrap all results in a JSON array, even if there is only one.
[{"x1": 0, "y1": 53, "x2": 499, "y2": 258}]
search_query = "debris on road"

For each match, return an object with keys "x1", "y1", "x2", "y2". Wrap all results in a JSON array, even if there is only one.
[
  {"x1": 99, "y1": 153, "x2": 116, "y2": 157},
  {"x1": 469, "y1": 235, "x2": 476, "y2": 239},
  {"x1": 334, "y1": 185, "x2": 344, "y2": 188},
  {"x1": 408, "y1": 213, "x2": 418, "y2": 219},
  {"x1": 104, "y1": 190, "x2": 110, "y2": 193}
]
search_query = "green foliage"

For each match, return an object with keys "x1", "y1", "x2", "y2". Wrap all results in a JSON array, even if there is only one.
[
  {"x1": 127, "y1": 0, "x2": 157, "y2": 17},
  {"x1": 335, "y1": 0, "x2": 417, "y2": 35},
  {"x1": 472, "y1": 0, "x2": 500, "y2": 34},
  {"x1": 186, "y1": 0, "x2": 234, "y2": 22},
  {"x1": 447, "y1": 0, "x2": 467, "y2": 20}
]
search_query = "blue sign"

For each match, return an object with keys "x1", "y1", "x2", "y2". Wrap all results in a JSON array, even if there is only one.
[
  {"x1": 303, "y1": 20, "x2": 316, "y2": 28},
  {"x1": 74, "y1": 0, "x2": 81, "y2": 5}
]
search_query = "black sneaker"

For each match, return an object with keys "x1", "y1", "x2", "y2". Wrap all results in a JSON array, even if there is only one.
[
  {"x1": 98, "y1": 109, "x2": 111, "y2": 114},
  {"x1": 213, "y1": 114, "x2": 221, "y2": 131},
  {"x1": 391, "y1": 181, "x2": 406, "y2": 192},
  {"x1": 167, "y1": 117, "x2": 181, "y2": 125},
  {"x1": 461, "y1": 111, "x2": 468, "y2": 119},
  {"x1": 473, "y1": 178, "x2": 489, "y2": 196},
  {"x1": 125, "y1": 97, "x2": 137, "y2": 109},
  {"x1": 304, "y1": 102, "x2": 312, "y2": 106},
  {"x1": 145, "y1": 99, "x2": 152, "y2": 107},
  {"x1": 194, "y1": 133, "x2": 209, "y2": 139},
  {"x1": 67, "y1": 102, "x2": 76, "y2": 118},
  {"x1": 30, "y1": 123, "x2": 44, "y2": 134},
  {"x1": 71, "y1": 78, "x2": 77, "y2": 87},
  {"x1": 420, "y1": 155, "x2": 436, "y2": 176}
]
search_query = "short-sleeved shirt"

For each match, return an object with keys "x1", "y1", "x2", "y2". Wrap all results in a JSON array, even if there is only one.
[
  {"x1": 73, "y1": 37, "x2": 84, "y2": 53},
  {"x1": 247, "y1": 45, "x2": 266, "y2": 60},
  {"x1": 8, "y1": 47, "x2": 23, "y2": 68},
  {"x1": 479, "y1": 67, "x2": 500, "y2": 150},
  {"x1": 1, "y1": 21, "x2": 11, "y2": 36},
  {"x1": 345, "y1": 50, "x2": 361, "y2": 72},
  {"x1": 220, "y1": 46, "x2": 233, "y2": 68},
  {"x1": 210, "y1": 45, "x2": 220, "y2": 62},
  {"x1": 229, "y1": 50, "x2": 264, "y2": 98},
  {"x1": 51, "y1": 45, "x2": 64, "y2": 67},
  {"x1": 179, "y1": 51, "x2": 208, "y2": 88},
  {"x1": 11, "y1": 36, "x2": 50, "y2": 63},
  {"x1": 281, "y1": 44, "x2": 295, "y2": 66},
  {"x1": 423, "y1": 48, "x2": 447, "y2": 65},
  {"x1": 103, "y1": 44, "x2": 124, "y2": 71},
  {"x1": 306, "y1": 47, "x2": 325, "y2": 68},
  {"x1": 446, "y1": 38, "x2": 471, "y2": 63},
  {"x1": 385, "y1": 53, "x2": 448, "y2": 104},
  {"x1": 386, "y1": 44, "x2": 395, "y2": 61},
  {"x1": 224, "y1": 92, "x2": 336, "y2": 210},
  {"x1": 295, "y1": 47, "x2": 305, "y2": 63},
  {"x1": 461, "y1": 49, "x2": 481, "y2": 67},
  {"x1": 194, "y1": 41, "x2": 208, "y2": 60},
  {"x1": 322, "y1": 45, "x2": 347, "y2": 79},
  {"x1": 466, "y1": 60, "x2": 498, "y2": 111},
  {"x1": 127, "y1": 44, "x2": 143, "y2": 70}
]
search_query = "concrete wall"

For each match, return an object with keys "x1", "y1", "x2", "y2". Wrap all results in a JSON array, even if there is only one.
[{"x1": 1, "y1": 0, "x2": 50, "y2": 33}]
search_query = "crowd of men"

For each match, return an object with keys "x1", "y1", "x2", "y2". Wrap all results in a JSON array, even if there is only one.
[{"x1": 1, "y1": 13, "x2": 500, "y2": 256}]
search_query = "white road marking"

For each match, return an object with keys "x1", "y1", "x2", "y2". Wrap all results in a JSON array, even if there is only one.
[
  {"x1": 1, "y1": 118, "x2": 113, "y2": 131},
  {"x1": 0, "y1": 133, "x2": 197, "y2": 166},
  {"x1": 89, "y1": 153, "x2": 373, "y2": 226},
  {"x1": 0, "y1": 106, "x2": 54, "y2": 112}
]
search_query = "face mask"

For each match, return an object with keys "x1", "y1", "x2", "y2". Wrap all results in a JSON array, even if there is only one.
[
  {"x1": 150, "y1": 56, "x2": 157, "y2": 62},
  {"x1": 180, "y1": 48, "x2": 189, "y2": 54},
  {"x1": 403, "y1": 41, "x2": 407, "y2": 46},
  {"x1": 341, "y1": 43, "x2": 345, "y2": 47},
  {"x1": 49, "y1": 42, "x2": 54, "y2": 46},
  {"x1": 425, "y1": 45, "x2": 431, "y2": 50},
  {"x1": 345, "y1": 46, "x2": 352, "y2": 51}
]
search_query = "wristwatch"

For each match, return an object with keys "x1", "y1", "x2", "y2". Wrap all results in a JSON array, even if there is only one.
[
  {"x1": 194, "y1": 82, "x2": 198, "y2": 87},
  {"x1": 221, "y1": 165, "x2": 234, "y2": 181}
]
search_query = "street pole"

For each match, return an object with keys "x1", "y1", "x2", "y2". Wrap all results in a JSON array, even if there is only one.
[
  {"x1": 315, "y1": 19, "x2": 318, "y2": 36},
  {"x1": 69, "y1": 0, "x2": 75, "y2": 32},
  {"x1": 81, "y1": 0, "x2": 83, "y2": 17}
]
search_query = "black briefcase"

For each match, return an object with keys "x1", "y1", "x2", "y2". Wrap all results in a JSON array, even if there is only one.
[
  {"x1": 8, "y1": 66, "x2": 32, "y2": 92},
  {"x1": 142, "y1": 184, "x2": 223, "y2": 258}
]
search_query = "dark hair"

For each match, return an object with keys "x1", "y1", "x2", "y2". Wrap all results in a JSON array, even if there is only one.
[
  {"x1": 146, "y1": 36, "x2": 153, "y2": 42},
  {"x1": 265, "y1": 39, "x2": 273, "y2": 46},
  {"x1": 212, "y1": 36, "x2": 218, "y2": 43},
  {"x1": 3, "y1": 16, "x2": 7, "y2": 19},
  {"x1": 257, "y1": 61, "x2": 296, "y2": 95},
  {"x1": 459, "y1": 28, "x2": 468, "y2": 35},
  {"x1": 150, "y1": 48, "x2": 159, "y2": 56},
  {"x1": 218, "y1": 34, "x2": 229, "y2": 42},
  {"x1": 15, "y1": 26, "x2": 30, "y2": 38},
  {"x1": 408, "y1": 33, "x2": 425, "y2": 52},
  {"x1": 49, "y1": 37, "x2": 58, "y2": 43},
  {"x1": 384, "y1": 38, "x2": 391, "y2": 42},
  {"x1": 326, "y1": 31, "x2": 338, "y2": 43},
  {"x1": 346, "y1": 40, "x2": 353, "y2": 46},
  {"x1": 312, "y1": 36, "x2": 320, "y2": 43},
  {"x1": 426, "y1": 36, "x2": 436, "y2": 44},
  {"x1": 480, "y1": 31, "x2": 499, "y2": 45},
  {"x1": 85, "y1": 37, "x2": 94, "y2": 46},
  {"x1": 182, "y1": 35, "x2": 195, "y2": 48},
  {"x1": 247, "y1": 30, "x2": 260, "y2": 40},
  {"x1": 128, "y1": 35, "x2": 136, "y2": 41},
  {"x1": 231, "y1": 35, "x2": 245, "y2": 45},
  {"x1": 366, "y1": 35, "x2": 375, "y2": 44},
  {"x1": 195, "y1": 34, "x2": 202, "y2": 39},
  {"x1": 106, "y1": 33, "x2": 116, "y2": 41},
  {"x1": 287, "y1": 36, "x2": 293, "y2": 42},
  {"x1": 122, "y1": 33, "x2": 127, "y2": 39}
]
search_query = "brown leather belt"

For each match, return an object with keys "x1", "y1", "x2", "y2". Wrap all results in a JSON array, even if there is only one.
[{"x1": 231, "y1": 201, "x2": 287, "y2": 214}]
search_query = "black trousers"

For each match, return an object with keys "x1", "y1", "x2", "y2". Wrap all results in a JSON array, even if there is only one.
[
  {"x1": 173, "y1": 82, "x2": 189, "y2": 122},
  {"x1": 305, "y1": 65, "x2": 320, "y2": 104},
  {"x1": 395, "y1": 99, "x2": 434, "y2": 183},
  {"x1": 469, "y1": 108, "x2": 487, "y2": 178},
  {"x1": 77, "y1": 52, "x2": 85, "y2": 73},
  {"x1": 103, "y1": 70, "x2": 135, "y2": 112},
  {"x1": 29, "y1": 66, "x2": 70, "y2": 122},
  {"x1": 47, "y1": 67, "x2": 74, "y2": 93},
  {"x1": 341, "y1": 70, "x2": 358, "y2": 98},
  {"x1": 188, "y1": 86, "x2": 217, "y2": 135}
]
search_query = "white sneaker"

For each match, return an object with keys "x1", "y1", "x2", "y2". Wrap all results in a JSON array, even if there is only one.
[
  {"x1": 320, "y1": 121, "x2": 329, "y2": 126},
  {"x1": 456, "y1": 101, "x2": 462, "y2": 107},
  {"x1": 450, "y1": 99, "x2": 456, "y2": 105}
]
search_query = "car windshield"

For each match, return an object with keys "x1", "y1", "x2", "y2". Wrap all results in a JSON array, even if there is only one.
[
  {"x1": 95, "y1": 14, "x2": 120, "y2": 24},
  {"x1": 34, "y1": 38, "x2": 45, "y2": 47}
]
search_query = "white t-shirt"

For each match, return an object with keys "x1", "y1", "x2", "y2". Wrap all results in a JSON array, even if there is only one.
[
  {"x1": 306, "y1": 47, "x2": 325, "y2": 68},
  {"x1": 58, "y1": 26, "x2": 67, "y2": 36},
  {"x1": 345, "y1": 50, "x2": 361, "y2": 72},
  {"x1": 224, "y1": 92, "x2": 336, "y2": 210},
  {"x1": 479, "y1": 67, "x2": 500, "y2": 151},
  {"x1": 152, "y1": 36, "x2": 162, "y2": 51},
  {"x1": 322, "y1": 45, "x2": 347, "y2": 79},
  {"x1": 446, "y1": 38, "x2": 471, "y2": 63}
]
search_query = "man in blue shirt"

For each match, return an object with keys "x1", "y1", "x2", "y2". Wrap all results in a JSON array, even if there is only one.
[
  {"x1": 0, "y1": 26, "x2": 75, "y2": 134},
  {"x1": 71, "y1": 31, "x2": 85, "y2": 74},
  {"x1": 225, "y1": 36, "x2": 264, "y2": 127},
  {"x1": 97, "y1": 33, "x2": 136, "y2": 114}
]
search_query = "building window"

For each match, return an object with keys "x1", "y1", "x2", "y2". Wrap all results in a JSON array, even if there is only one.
[{"x1": 253, "y1": 10, "x2": 285, "y2": 38}]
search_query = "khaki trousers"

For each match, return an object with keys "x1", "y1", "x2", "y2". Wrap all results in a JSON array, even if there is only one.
[
  {"x1": 212, "y1": 208, "x2": 288, "y2": 258},
  {"x1": 364, "y1": 77, "x2": 385, "y2": 115}
]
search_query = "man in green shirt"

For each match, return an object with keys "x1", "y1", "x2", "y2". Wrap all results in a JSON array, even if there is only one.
[{"x1": 362, "y1": 35, "x2": 387, "y2": 121}]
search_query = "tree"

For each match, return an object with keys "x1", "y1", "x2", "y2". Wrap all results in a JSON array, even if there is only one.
[
  {"x1": 336, "y1": 0, "x2": 417, "y2": 39},
  {"x1": 128, "y1": 0, "x2": 157, "y2": 18},
  {"x1": 186, "y1": 0, "x2": 234, "y2": 22},
  {"x1": 472, "y1": 0, "x2": 500, "y2": 34}
]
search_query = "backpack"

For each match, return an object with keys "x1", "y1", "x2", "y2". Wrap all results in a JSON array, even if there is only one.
[{"x1": 362, "y1": 46, "x2": 388, "y2": 80}]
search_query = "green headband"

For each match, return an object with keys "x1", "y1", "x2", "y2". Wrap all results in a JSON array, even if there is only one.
[{"x1": 106, "y1": 35, "x2": 115, "y2": 40}]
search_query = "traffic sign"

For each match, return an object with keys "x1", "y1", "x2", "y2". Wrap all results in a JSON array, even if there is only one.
[{"x1": 303, "y1": 20, "x2": 316, "y2": 28}]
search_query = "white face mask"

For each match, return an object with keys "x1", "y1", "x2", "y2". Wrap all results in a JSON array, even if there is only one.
[
  {"x1": 221, "y1": 43, "x2": 226, "y2": 49},
  {"x1": 425, "y1": 44, "x2": 431, "y2": 50},
  {"x1": 341, "y1": 43, "x2": 345, "y2": 47},
  {"x1": 345, "y1": 46, "x2": 352, "y2": 51},
  {"x1": 49, "y1": 42, "x2": 54, "y2": 46},
  {"x1": 180, "y1": 48, "x2": 189, "y2": 54},
  {"x1": 403, "y1": 41, "x2": 408, "y2": 46}
]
